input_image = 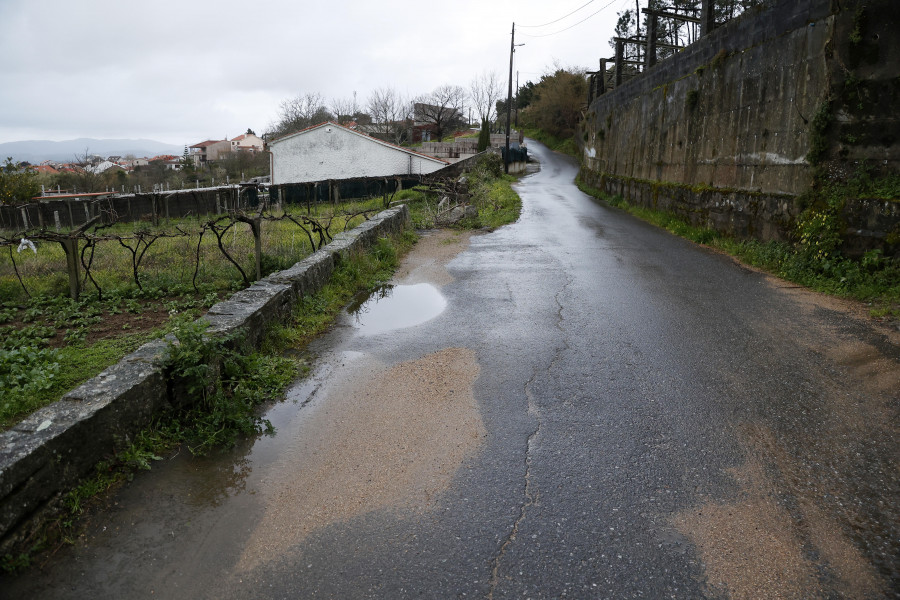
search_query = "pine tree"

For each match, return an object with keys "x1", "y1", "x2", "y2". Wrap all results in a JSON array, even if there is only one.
[{"x1": 477, "y1": 120, "x2": 491, "y2": 153}]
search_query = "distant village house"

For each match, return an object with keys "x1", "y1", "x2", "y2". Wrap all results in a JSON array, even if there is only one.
[
  {"x1": 189, "y1": 140, "x2": 232, "y2": 166},
  {"x1": 229, "y1": 133, "x2": 264, "y2": 153}
]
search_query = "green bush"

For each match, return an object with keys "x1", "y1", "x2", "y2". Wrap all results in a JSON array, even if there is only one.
[{"x1": 796, "y1": 207, "x2": 843, "y2": 261}]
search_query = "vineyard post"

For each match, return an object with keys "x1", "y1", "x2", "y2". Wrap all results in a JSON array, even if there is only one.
[
  {"x1": 61, "y1": 237, "x2": 81, "y2": 299},
  {"x1": 251, "y1": 217, "x2": 262, "y2": 280},
  {"x1": 58, "y1": 215, "x2": 100, "y2": 299}
]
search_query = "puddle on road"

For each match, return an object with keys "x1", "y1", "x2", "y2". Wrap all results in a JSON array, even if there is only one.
[{"x1": 348, "y1": 283, "x2": 447, "y2": 335}]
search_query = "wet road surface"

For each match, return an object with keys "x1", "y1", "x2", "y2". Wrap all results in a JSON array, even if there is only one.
[{"x1": 3, "y1": 140, "x2": 898, "y2": 599}]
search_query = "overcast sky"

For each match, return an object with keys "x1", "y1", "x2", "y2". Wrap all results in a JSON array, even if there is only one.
[{"x1": 0, "y1": 0, "x2": 630, "y2": 146}]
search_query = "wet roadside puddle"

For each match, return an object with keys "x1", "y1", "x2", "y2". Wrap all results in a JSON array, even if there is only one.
[{"x1": 347, "y1": 283, "x2": 447, "y2": 335}]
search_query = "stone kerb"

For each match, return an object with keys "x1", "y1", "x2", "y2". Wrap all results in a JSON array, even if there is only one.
[{"x1": 0, "y1": 205, "x2": 410, "y2": 549}]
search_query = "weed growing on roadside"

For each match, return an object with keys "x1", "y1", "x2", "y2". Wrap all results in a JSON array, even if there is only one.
[
  {"x1": 522, "y1": 128, "x2": 579, "y2": 158},
  {"x1": 162, "y1": 318, "x2": 297, "y2": 455},
  {"x1": 273, "y1": 232, "x2": 417, "y2": 350},
  {"x1": 577, "y1": 178, "x2": 900, "y2": 318},
  {"x1": 400, "y1": 154, "x2": 522, "y2": 230}
]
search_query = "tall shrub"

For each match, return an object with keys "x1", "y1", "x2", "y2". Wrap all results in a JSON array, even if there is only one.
[{"x1": 477, "y1": 120, "x2": 491, "y2": 152}]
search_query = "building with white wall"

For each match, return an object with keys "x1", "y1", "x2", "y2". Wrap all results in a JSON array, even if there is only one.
[
  {"x1": 269, "y1": 121, "x2": 447, "y2": 185},
  {"x1": 231, "y1": 133, "x2": 264, "y2": 152}
]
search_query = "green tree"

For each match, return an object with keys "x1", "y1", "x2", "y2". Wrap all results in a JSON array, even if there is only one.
[
  {"x1": 496, "y1": 81, "x2": 537, "y2": 126},
  {"x1": 520, "y1": 69, "x2": 588, "y2": 139},
  {"x1": 477, "y1": 119, "x2": 491, "y2": 152},
  {"x1": 181, "y1": 145, "x2": 196, "y2": 174},
  {"x1": 0, "y1": 158, "x2": 40, "y2": 205}
]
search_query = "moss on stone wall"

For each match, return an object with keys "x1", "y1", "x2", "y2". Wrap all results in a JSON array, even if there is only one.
[{"x1": 807, "y1": 99, "x2": 834, "y2": 166}]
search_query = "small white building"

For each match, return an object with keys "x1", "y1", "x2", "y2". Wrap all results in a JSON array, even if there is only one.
[
  {"x1": 231, "y1": 133, "x2": 264, "y2": 152},
  {"x1": 87, "y1": 160, "x2": 126, "y2": 174},
  {"x1": 269, "y1": 121, "x2": 448, "y2": 185}
]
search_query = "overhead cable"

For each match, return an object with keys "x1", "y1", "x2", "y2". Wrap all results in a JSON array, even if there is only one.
[
  {"x1": 518, "y1": 0, "x2": 597, "y2": 28},
  {"x1": 518, "y1": 0, "x2": 620, "y2": 38}
]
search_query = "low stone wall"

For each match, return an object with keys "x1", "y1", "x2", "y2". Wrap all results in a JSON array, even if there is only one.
[
  {"x1": 421, "y1": 139, "x2": 478, "y2": 158},
  {"x1": 581, "y1": 171, "x2": 900, "y2": 255},
  {"x1": 0, "y1": 206, "x2": 410, "y2": 550},
  {"x1": 425, "y1": 148, "x2": 527, "y2": 179}
]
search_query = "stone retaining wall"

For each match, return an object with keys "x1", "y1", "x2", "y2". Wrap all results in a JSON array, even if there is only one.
[
  {"x1": 582, "y1": 172, "x2": 900, "y2": 255},
  {"x1": 578, "y1": 0, "x2": 900, "y2": 255},
  {"x1": 0, "y1": 206, "x2": 409, "y2": 551}
]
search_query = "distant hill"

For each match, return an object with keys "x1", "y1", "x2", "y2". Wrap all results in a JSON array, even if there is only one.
[{"x1": 0, "y1": 138, "x2": 185, "y2": 163}]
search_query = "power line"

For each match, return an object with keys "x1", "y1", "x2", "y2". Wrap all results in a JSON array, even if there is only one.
[
  {"x1": 518, "y1": 0, "x2": 620, "y2": 38},
  {"x1": 519, "y1": 0, "x2": 597, "y2": 28}
]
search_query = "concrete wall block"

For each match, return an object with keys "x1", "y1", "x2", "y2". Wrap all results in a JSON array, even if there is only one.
[
  {"x1": 266, "y1": 252, "x2": 335, "y2": 299},
  {"x1": 202, "y1": 282, "x2": 292, "y2": 347},
  {"x1": 323, "y1": 236, "x2": 356, "y2": 265},
  {"x1": 581, "y1": 0, "x2": 898, "y2": 254},
  {"x1": 584, "y1": 0, "x2": 837, "y2": 198},
  {"x1": 0, "y1": 344, "x2": 168, "y2": 539}
]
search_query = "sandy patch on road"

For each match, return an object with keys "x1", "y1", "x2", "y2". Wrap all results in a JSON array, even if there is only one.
[
  {"x1": 676, "y1": 250, "x2": 899, "y2": 598},
  {"x1": 393, "y1": 229, "x2": 477, "y2": 286},
  {"x1": 237, "y1": 347, "x2": 485, "y2": 571},
  {"x1": 674, "y1": 459, "x2": 817, "y2": 599},
  {"x1": 674, "y1": 425, "x2": 886, "y2": 599}
]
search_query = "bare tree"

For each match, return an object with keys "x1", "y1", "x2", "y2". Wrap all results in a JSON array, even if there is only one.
[
  {"x1": 414, "y1": 84, "x2": 467, "y2": 142},
  {"x1": 470, "y1": 70, "x2": 504, "y2": 125},
  {"x1": 367, "y1": 87, "x2": 410, "y2": 144},
  {"x1": 268, "y1": 92, "x2": 333, "y2": 138},
  {"x1": 330, "y1": 96, "x2": 357, "y2": 125},
  {"x1": 73, "y1": 148, "x2": 101, "y2": 193}
]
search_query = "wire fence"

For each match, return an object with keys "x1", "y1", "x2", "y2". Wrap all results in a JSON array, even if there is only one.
[{"x1": 0, "y1": 201, "x2": 382, "y2": 303}]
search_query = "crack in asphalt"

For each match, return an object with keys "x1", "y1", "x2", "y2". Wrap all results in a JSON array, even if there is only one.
[
  {"x1": 548, "y1": 274, "x2": 574, "y2": 374},
  {"x1": 486, "y1": 368, "x2": 541, "y2": 600},
  {"x1": 486, "y1": 275, "x2": 572, "y2": 599}
]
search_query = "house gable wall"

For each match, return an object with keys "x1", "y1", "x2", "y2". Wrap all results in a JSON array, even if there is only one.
[{"x1": 271, "y1": 125, "x2": 444, "y2": 185}]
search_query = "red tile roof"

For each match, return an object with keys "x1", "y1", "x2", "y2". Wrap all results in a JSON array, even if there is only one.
[{"x1": 190, "y1": 140, "x2": 226, "y2": 148}]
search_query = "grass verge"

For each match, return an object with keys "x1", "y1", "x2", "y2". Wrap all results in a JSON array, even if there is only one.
[
  {"x1": 577, "y1": 178, "x2": 900, "y2": 320},
  {"x1": 522, "y1": 128, "x2": 579, "y2": 158}
]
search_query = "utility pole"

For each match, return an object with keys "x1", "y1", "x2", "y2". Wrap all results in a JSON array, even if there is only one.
[
  {"x1": 635, "y1": 0, "x2": 641, "y2": 38},
  {"x1": 514, "y1": 70, "x2": 519, "y2": 129},
  {"x1": 504, "y1": 22, "x2": 515, "y2": 174}
]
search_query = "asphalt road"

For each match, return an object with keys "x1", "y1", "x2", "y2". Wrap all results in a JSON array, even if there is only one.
[{"x1": 4, "y1": 140, "x2": 898, "y2": 599}]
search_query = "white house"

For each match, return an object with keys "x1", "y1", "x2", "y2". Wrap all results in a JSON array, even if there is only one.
[
  {"x1": 230, "y1": 133, "x2": 264, "y2": 152},
  {"x1": 269, "y1": 121, "x2": 448, "y2": 185},
  {"x1": 86, "y1": 160, "x2": 126, "y2": 175}
]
